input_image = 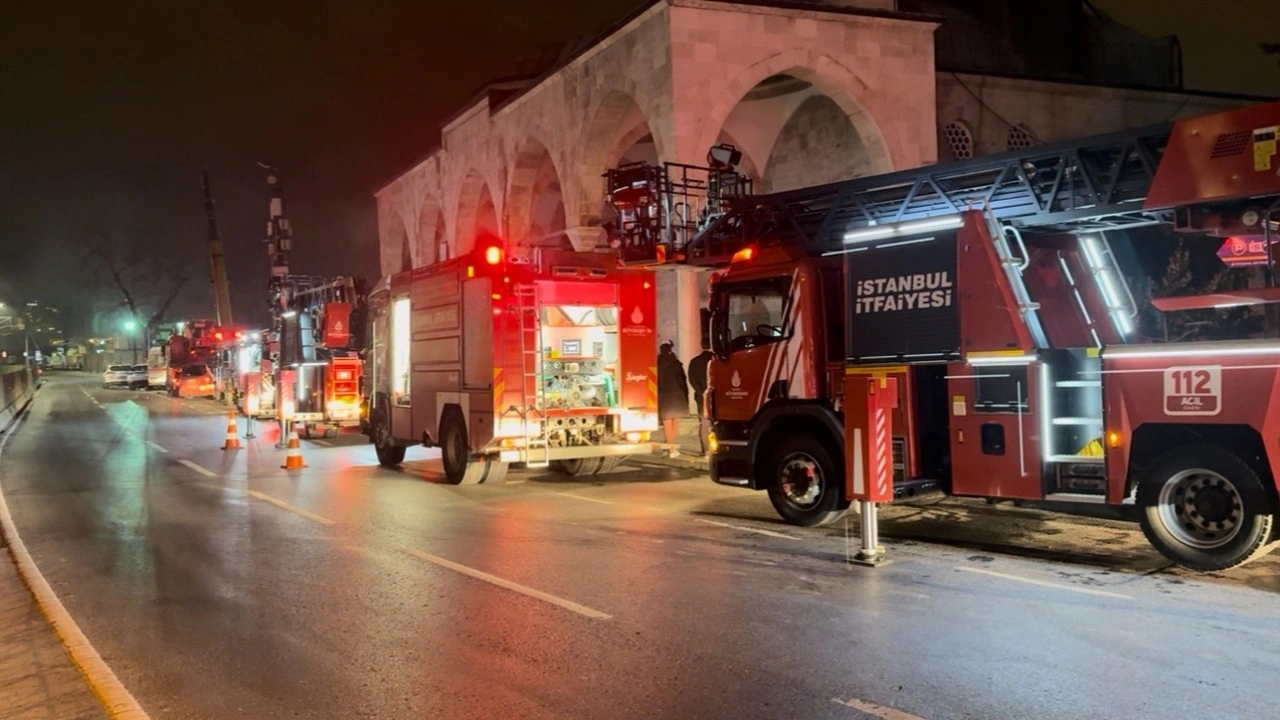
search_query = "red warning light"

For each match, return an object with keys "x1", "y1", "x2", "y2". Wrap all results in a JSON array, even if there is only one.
[
  {"x1": 234, "y1": 330, "x2": 244, "y2": 339},
  {"x1": 336, "y1": 370, "x2": 353, "y2": 381},
  {"x1": 484, "y1": 245, "x2": 503, "y2": 265},
  {"x1": 214, "y1": 331, "x2": 224, "y2": 341}
]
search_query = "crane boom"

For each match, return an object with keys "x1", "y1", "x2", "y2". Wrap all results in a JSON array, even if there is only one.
[{"x1": 202, "y1": 170, "x2": 234, "y2": 327}]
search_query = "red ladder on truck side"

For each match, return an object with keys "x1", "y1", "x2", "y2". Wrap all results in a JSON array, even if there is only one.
[{"x1": 515, "y1": 283, "x2": 551, "y2": 469}]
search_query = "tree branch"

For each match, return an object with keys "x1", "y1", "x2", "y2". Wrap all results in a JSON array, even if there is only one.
[{"x1": 146, "y1": 276, "x2": 189, "y2": 330}]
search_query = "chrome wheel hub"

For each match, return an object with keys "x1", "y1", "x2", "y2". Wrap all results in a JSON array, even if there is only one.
[
  {"x1": 779, "y1": 453, "x2": 822, "y2": 509},
  {"x1": 1158, "y1": 468, "x2": 1244, "y2": 549}
]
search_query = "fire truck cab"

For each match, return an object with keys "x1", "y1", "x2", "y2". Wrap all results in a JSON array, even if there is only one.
[
  {"x1": 611, "y1": 100, "x2": 1280, "y2": 572},
  {"x1": 365, "y1": 238, "x2": 660, "y2": 483}
]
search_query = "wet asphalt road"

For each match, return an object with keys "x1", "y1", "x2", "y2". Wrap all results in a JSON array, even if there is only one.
[{"x1": 3, "y1": 373, "x2": 1280, "y2": 720}]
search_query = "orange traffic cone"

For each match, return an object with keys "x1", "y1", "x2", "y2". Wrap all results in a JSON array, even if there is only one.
[
  {"x1": 222, "y1": 411, "x2": 241, "y2": 451},
  {"x1": 281, "y1": 427, "x2": 306, "y2": 470}
]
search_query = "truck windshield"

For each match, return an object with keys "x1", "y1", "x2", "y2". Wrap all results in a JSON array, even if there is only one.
[{"x1": 721, "y1": 277, "x2": 791, "y2": 352}]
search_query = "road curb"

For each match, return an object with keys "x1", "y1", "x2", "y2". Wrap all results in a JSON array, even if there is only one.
[{"x1": 0, "y1": 384, "x2": 152, "y2": 720}]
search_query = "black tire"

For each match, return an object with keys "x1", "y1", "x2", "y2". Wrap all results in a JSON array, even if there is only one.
[
  {"x1": 370, "y1": 410, "x2": 405, "y2": 467},
  {"x1": 1137, "y1": 444, "x2": 1276, "y2": 572},
  {"x1": 439, "y1": 408, "x2": 488, "y2": 484},
  {"x1": 484, "y1": 462, "x2": 509, "y2": 485},
  {"x1": 594, "y1": 456, "x2": 623, "y2": 475},
  {"x1": 765, "y1": 435, "x2": 849, "y2": 527},
  {"x1": 555, "y1": 457, "x2": 603, "y2": 476}
]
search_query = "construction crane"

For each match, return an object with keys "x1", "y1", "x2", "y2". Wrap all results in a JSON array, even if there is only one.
[{"x1": 202, "y1": 170, "x2": 234, "y2": 327}]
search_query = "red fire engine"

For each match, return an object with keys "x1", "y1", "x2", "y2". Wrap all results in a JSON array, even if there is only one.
[
  {"x1": 365, "y1": 236, "x2": 659, "y2": 483},
  {"x1": 164, "y1": 318, "x2": 220, "y2": 396},
  {"x1": 249, "y1": 167, "x2": 368, "y2": 437},
  {"x1": 608, "y1": 100, "x2": 1280, "y2": 571}
]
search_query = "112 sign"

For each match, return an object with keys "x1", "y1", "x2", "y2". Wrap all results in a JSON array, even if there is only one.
[{"x1": 1163, "y1": 365, "x2": 1222, "y2": 416}]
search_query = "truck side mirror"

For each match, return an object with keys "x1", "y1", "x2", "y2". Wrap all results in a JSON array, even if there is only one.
[{"x1": 708, "y1": 296, "x2": 729, "y2": 360}]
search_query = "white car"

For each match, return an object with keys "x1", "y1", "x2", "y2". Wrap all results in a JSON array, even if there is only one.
[
  {"x1": 102, "y1": 364, "x2": 130, "y2": 388},
  {"x1": 127, "y1": 364, "x2": 149, "y2": 390}
]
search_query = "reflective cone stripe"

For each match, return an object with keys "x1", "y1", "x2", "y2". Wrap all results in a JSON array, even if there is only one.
[
  {"x1": 282, "y1": 428, "x2": 306, "y2": 469},
  {"x1": 222, "y1": 411, "x2": 242, "y2": 450}
]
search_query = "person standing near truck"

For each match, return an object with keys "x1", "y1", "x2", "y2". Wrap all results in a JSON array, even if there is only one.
[
  {"x1": 687, "y1": 337, "x2": 713, "y2": 456},
  {"x1": 657, "y1": 341, "x2": 688, "y2": 457}
]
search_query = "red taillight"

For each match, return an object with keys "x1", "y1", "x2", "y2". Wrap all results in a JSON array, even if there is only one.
[
  {"x1": 484, "y1": 245, "x2": 503, "y2": 265},
  {"x1": 732, "y1": 246, "x2": 755, "y2": 263}
]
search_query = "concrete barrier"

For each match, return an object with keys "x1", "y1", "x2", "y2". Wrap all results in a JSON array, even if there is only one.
[{"x1": 0, "y1": 365, "x2": 35, "y2": 433}]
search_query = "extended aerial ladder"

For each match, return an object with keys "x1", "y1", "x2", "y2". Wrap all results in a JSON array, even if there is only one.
[{"x1": 607, "y1": 107, "x2": 1280, "y2": 282}]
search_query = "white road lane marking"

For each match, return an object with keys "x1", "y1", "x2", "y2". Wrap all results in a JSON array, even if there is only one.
[
  {"x1": 177, "y1": 459, "x2": 217, "y2": 478},
  {"x1": 554, "y1": 491, "x2": 616, "y2": 505},
  {"x1": 396, "y1": 545, "x2": 611, "y2": 620},
  {"x1": 834, "y1": 697, "x2": 928, "y2": 720},
  {"x1": 246, "y1": 490, "x2": 336, "y2": 525},
  {"x1": 695, "y1": 518, "x2": 801, "y2": 540},
  {"x1": 955, "y1": 566, "x2": 1134, "y2": 600},
  {"x1": 145, "y1": 441, "x2": 168, "y2": 454},
  {"x1": 311, "y1": 439, "x2": 332, "y2": 447}
]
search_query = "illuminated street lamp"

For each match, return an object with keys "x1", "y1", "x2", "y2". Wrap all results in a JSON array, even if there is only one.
[{"x1": 121, "y1": 317, "x2": 140, "y2": 363}]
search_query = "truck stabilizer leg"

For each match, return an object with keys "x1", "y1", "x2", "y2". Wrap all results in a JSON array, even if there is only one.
[{"x1": 850, "y1": 501, "x2": 890, "y2": 567}]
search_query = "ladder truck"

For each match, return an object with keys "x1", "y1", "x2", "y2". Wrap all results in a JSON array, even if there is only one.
[
  {"x1": 364, "y1": 235, "x2": 660, "y2": 483},
  {"x1": 606, "y1": 100, "x2": 1280, "y2": 572},
  {"x1": 252, "y1": 166, "x2": 368, "y2": 437}
]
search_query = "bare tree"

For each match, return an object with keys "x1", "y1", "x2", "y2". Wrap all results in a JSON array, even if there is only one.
[{"x1": 83, "y1": 228, "x2": 191, "y2": 340}]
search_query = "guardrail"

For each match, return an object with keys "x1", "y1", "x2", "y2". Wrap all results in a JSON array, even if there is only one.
[{"x1": 1, "y1": 364, "x2": 35, "y2": 432}]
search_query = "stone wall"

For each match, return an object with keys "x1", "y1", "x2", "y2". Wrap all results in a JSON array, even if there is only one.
[{"x1": 935, "y1": 73, "x2": 1257, "y2": 161}]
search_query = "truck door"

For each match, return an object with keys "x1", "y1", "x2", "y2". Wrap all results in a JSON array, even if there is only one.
[{"x1": 710, "y1": 274, "x2": 796, "y2": 423}]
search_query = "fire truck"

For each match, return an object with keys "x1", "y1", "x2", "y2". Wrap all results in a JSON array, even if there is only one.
[
  {"x1": 607, "y1": 100, "x2": 1280, "y2": 572},
  {"x1": 365, "y1": 236, "x2": 659, "y2": 483},
  {"x1": 163, "y1": 318, "x2": 220, "y2": 396},
  {"x1": 252, "y1": 167, "x2": 367, "y2": 437}
]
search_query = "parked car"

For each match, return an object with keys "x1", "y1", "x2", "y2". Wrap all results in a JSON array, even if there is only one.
[
  {"x1": 102, "y1": 364, "x2": 130, "y2": 388},
  {"x1": 175, "y1": 363, "x2": 216, "y2": 399},
  {"x1": 128, "y1": 364, "x2": 149, "y2": 390}
]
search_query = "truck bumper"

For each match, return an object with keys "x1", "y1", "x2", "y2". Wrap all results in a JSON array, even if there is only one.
[
  {"x1": 496, "y1": 442, "x2": 659, "y2": 464},
  {"x1": 709, "y1": 442, "x2": 757, "y2": 489}
]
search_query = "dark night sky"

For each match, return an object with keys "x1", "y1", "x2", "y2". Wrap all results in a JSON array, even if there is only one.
[{"x1": 0, "y1": 0, "x2": 1276, "y2": 333}]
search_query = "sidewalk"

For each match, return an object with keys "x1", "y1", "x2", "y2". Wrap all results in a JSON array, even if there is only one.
[
  {"x1": 629, "y1": 417, "x2": 711, "y2": 472},
  {"x1": 0, "y1": 539, "x2": 105, "y2": 720}
]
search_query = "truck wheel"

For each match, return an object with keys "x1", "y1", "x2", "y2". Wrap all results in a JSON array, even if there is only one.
[
  {"x1": 765, "y1": 435, "x2": 849, "y2": 527},
  {"x1": 439, "y1": 409, "x2": 488, "y2": 484},
  {"x1": 594, "y1": 456, "x2": 623, "y2": 475},
  {"x1": 555, "y1": 457, "x2": 602, "y2": 476},
  {"x1": 1137, "y1": 444, "x2": 1276, "y2": 571},
  {"x1": 484, "y1": 462, "x2": 509, "y2": 485},
  {"x1": 370, "y1": 410, "x2": 405, "y2": 467}
]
